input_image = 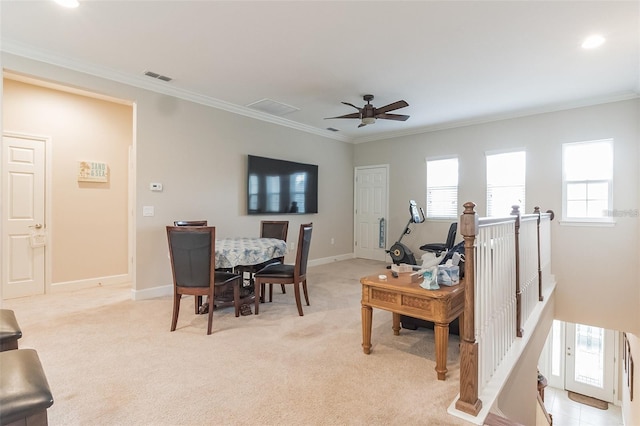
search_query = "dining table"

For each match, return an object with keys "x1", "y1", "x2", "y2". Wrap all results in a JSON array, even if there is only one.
[
  {"x1": 201, "y1": 237, "x2": 288, "y2": 315},
  {"x1": 215, "y1": 237, "x2": 287, "y2": 270}
]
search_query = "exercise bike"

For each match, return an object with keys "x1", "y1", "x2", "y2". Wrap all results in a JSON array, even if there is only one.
[{"x1": 387, "y1": 200, "x2": 425, "y2": 265}]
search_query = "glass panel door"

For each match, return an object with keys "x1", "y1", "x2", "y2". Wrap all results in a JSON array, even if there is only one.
[{"x1": 565, "y1": 323, "x2": 614, "y2": 402}]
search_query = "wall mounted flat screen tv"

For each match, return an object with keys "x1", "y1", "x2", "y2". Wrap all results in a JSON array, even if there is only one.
[{"x1": 247, "y1": 155, "x2": 318, "y2": 215}]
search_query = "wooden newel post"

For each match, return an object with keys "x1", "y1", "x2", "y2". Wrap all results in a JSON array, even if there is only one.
[
  {"x1": 534, "y1": 206, "x2": 543, "y2": 302},
  {"x1": 511, "y1": 205, "x2": 523, "y2": 338},
  {"x1": 455, "y1": 202, "x2": 482, "y2": 416}
]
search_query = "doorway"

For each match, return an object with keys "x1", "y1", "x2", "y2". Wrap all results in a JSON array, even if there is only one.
[
  {"x1": 1, "y1": 133, "x2": 51, "y2": 298},
  {"x1": 540, "y1": 320, "x2": 616, "y2": 403},
  {"x1": 2, "y1": 73, "x2": 135, "y2": 298},
  {"x1": 354, "y1": 165, "x2": 389, "y2": 261},
  {"x1": 565, "y1": 323, "x2": 615, "y2": 402}
]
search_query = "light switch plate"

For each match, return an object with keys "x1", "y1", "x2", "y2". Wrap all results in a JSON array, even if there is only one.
[{"x1": 142, "y1": 206, "x2": 154, "y2": 217}]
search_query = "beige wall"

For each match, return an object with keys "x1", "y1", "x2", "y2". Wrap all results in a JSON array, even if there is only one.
[
  {"x1": 3, "y1": 78, "x2": 131, "y2": 285},
  {"x1": 1, "y1": 53, "x2": 355, "y2": 296},
  {"x1": 134, "y1": 91, "x2": 354, "y2": 294},
  {"x1": 354, "y1": 99, "x2": 640, "y2": 334}
]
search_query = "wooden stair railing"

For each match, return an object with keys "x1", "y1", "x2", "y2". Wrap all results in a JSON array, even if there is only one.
[
  {"x1": 511, "y1": 205, "x2": 524, "y2": 338},
  {"x1": 455, "y1": 202, "x2": 482, "y2": 415},
  {"x1": 455, "y1": 202, "x2": 555, "y2": 419}
]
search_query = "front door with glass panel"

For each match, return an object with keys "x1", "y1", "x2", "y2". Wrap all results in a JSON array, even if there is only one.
[{"x1": 565, "y1": 323, "x2": 615, "y2": 403}]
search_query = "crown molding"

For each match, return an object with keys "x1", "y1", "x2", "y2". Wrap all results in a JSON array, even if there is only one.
[
  {"x1": 1, "y1": 40, "x2": 353, "y2": 143},
  {"x1": 352, "y1": 92, "x2": 640, "y2": 144},
  {"x1": 4, "y1": 40, "x2": 637, "y2": 146},
  {"x1": 352, "y1": 91, "x2": 640, "y2": 144}
]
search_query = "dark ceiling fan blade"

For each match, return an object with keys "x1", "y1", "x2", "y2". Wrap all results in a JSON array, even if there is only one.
[
  {"x1": 341, "y1": 102, "x2": 361, "y2": 110},
  {"x1": 325, "y1": 112, "x2": 361, "y2": 120},
  {"x1": 374, "y1": 100, "x2": 409, "y2": 114},
  {"x1": 376, "y1": 113, "x2": 410, "y2": 121}
]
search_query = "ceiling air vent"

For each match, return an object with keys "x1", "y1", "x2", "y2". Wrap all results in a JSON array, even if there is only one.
[
  {"x1": 246, "y1": 98, "x2": 299, "y2": 116},
  {"x1": 144, "y1": 71, "x2": 173, "y2": 82}
]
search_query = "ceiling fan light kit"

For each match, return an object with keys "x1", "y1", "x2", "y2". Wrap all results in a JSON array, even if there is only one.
[{"x1": 325, "y1": 94, "x2": 410, "y2": 128}]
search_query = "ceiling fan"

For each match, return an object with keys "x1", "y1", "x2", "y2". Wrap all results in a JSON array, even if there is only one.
[{"x1": 326, "y1": 94, "x2": 409, "y2": 128}]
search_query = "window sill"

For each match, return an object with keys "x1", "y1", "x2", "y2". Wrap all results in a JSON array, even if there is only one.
[
  {"x1": 558, "y1": 220, "x2": 615, "y2": 227},
  {"x1": 426, "y1": 217, "x2": 457, "y2": 222}
]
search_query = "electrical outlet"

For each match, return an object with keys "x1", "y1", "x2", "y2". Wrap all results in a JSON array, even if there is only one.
[
  {"x1": 331, "y1": 237, "x2": 335, "y2": 245},
  {"x1": 289, "y1": 241, "x2": 296, "y2": 252}
]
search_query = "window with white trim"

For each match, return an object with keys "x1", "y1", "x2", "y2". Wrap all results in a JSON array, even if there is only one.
[
  {"x1": 486, "y1": 151, "x2": 526, "y2": 217},
  {"x1": 426, "y1": 157, "x2": 458, "y2": 219},
  {"x1": 562, "y1": 139, "x2": 613, "y2": 222}
]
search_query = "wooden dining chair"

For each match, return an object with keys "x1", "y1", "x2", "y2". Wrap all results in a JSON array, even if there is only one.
[
  {"x1": 166, "y1": 226, "x2": 243, "y2": 334},
  {"x1": 173, "y1": 220, "x2": 211, "y2": 313},
  {"x1": 235, "y1": 220, "x2": 289, "y2": 294},
  {"x1": 254, "y1": 223, "x2": 312, "y2": 316}
]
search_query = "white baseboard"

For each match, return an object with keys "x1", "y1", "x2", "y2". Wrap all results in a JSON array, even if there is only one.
[
  {"x1": 131, "y1": 254, "x2": 356, "y2": 301},
  {"x1": 308, "y1": 253, "x2": 355, "y2": 267},
  {"x1": 132, "y1": 284, "x2": 172, "y2": 301},
  {"x1": 50, "y1": 273, "x2": 130, "y2": 292}
]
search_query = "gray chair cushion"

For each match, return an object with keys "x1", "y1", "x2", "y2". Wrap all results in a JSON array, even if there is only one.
[
  {"x1": 0, "y1": 310, "x2": 22, "y2": 342},
  {"x1": 255, "y1": 263, "x2": 294, "y2": 279},
  {"x1": 0, "y1": 349, "x2": 53, "y2": 425}
]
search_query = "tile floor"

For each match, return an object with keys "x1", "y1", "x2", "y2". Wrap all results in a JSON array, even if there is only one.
[{"x1": 544, "y1": 386, "x2": 624, "y2": 426}]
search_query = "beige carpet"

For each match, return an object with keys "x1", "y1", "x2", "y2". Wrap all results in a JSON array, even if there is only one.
[{"x1": 3, "y1": 259, "x2": 465, "y2": 425}]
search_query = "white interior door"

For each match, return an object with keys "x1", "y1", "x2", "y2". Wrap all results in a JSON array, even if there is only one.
[
  {"x1": 354, "y1": 165, "x2": 388, "y2": 261},
  {"x1": 2, "y1": 134, "x2": 47, "y2": 299},
  {"x1": 565, "y1": 322, "x2": 615, "y2": 403}
]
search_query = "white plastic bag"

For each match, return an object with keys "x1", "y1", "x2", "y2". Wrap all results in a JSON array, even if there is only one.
[{"x1": 419, "y1": 266, "x2": 439, "y2": 290}]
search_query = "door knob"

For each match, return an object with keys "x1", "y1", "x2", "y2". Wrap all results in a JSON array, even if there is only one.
[{"x1": 29, "y1": 224, "x2": 43, "y2": 229}]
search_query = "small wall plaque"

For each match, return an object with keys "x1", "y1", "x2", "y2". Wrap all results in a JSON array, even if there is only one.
[{"x1": 78, "y1": 161, "x2": 109, "y2": 183}]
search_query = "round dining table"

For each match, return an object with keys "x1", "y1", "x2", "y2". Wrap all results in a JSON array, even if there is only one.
[{"x1": 215, "y1": 237, "x2": 287, "y2": 270}]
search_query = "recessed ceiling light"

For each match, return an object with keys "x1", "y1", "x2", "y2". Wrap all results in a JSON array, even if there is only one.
[
  {"x1": 582, "y1": 34, "x2": 605, "y2": 49},
  {"x1": 52, "y1": 0, "x2": 79, "y2": 8}
]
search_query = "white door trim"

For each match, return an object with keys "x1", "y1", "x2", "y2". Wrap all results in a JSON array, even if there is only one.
[
  {"x1": 1, "y1": 131, "x2": 53, "y2": 298},
  {"x1": 128, "y1": 102, "x2": 138, "y2": 297}
]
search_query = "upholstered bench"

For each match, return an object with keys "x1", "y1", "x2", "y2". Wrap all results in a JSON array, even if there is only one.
[
  {"x1": 0, "y1": 349, "x2": 54, "y2": 426},
  {"x1": 0, "y1": 310, "x2": 22, "y2": 352}
]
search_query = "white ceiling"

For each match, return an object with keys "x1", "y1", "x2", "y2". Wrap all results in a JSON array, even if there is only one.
[{"x1": 2, "y1": 1, "x2": 639, "y2": 143}]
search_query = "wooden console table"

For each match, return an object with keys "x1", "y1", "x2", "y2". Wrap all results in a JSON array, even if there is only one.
[{"x1": 360, "y1": 271, "x2": 465, "y2": 380}]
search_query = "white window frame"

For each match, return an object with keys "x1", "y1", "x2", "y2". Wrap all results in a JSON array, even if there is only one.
[
  {"x1": 486, "y1": 150, "x2": 526, "y2": 217},
  {"x1": 561, "y1": 139, "x2": 614, "y2": 225},
  {"x1": 425, "y1": 156, "x2": 458, "y2": 219}
]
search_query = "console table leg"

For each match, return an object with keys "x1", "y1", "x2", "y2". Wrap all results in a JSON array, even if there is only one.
[
  {"x1": 435, "y1": 322, "x2": 449, "y2": 380},
  {"x1": 362, "y1": 305, "x2": 372, "y2": 354},
  {"x1": 392, "y1": 312, "x2": 401, "y2": 336}
]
